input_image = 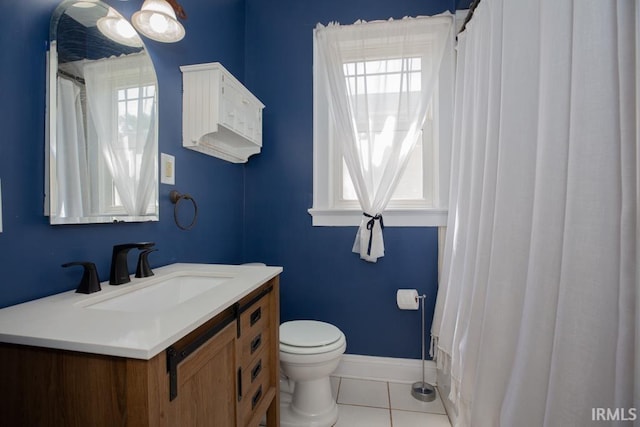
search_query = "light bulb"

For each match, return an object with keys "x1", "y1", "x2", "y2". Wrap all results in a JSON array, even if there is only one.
[
  {"x1": 116, "y1": 20, "x2": 137, "y2": 39},
  {"x1": 149, "y1": 13, "x2": 169, "y2": 33}
]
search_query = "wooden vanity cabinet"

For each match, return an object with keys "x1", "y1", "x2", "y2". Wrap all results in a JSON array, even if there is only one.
[{"x1": 0, "y1": 277, "x2": 280, "y2": 427}]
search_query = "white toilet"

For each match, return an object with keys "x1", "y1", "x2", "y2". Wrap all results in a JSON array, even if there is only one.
[{"x1": 279, "y1": 320, "x2": 346, "y2": 427}]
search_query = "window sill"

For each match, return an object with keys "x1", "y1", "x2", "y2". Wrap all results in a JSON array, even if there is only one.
[{"x1": 308, "y1": 208, "x2": 447, "y2": 227}]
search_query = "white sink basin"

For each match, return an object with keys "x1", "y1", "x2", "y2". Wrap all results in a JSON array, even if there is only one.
[{"x1": 88, "y1": 274, "x2": 230, "y2": 313}]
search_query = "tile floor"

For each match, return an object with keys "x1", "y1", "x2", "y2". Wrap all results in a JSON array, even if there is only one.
[{"x1": 330, "y1": 377, "x2": 452, "y2": 427}]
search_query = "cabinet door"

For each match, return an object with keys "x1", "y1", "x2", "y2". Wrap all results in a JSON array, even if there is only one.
[
  {"x1": 220, "y1": 81, "x2": 244, "y2": 133},
  {"x1": 169, "y1": 321, "x2": 237, "y2": 427},
  {"x1": 244, "y1": 104, "x2": 262, "y2": 145}
]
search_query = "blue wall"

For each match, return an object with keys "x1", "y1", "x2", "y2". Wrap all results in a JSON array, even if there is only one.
[
  {"x1": 0, "y1": 0, "x2": 247, "y2": 308},
  {"x1": 243, "y1": 0, "x2": 454, "y2": 358},
  {"x1": 0, "y1": 0, "x2": 465, "y2": 359}
]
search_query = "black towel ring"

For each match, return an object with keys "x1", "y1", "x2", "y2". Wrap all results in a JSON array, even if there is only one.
[{"x1": 169, "y1": 190, "x2": 198, "y2": 230}]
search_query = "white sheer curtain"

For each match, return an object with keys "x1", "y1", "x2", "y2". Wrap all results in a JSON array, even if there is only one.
[
  {"x1": 315, "y1": 16, "x2": 452, "y2": 262},
  {"x1": 431, "y1": 0, "x2": 638, "y2": 426},
  {"x1": 84, "y1": 53, "x2": 157, "y2": 216},
  {"x1": 55, "y1": 77, "x2": 89, "y2": 218}
]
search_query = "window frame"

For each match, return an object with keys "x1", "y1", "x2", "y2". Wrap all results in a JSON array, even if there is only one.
[{"x1": 309, "y1": 20, "x2": 455, "y2": 227}]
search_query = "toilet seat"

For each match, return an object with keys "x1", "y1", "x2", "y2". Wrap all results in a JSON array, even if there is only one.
[{"x1": 280, "y1": 320, "x2": 345, "y2": 355}]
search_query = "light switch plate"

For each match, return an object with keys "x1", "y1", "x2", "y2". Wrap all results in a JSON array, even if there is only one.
[{"x1": 161, "y1": 153, "x2": 175, "y2": 185}]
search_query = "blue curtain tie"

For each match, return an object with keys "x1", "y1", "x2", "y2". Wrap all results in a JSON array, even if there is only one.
[{"x1": 363, "y1": 213, "x2": 384, "y2": 256}]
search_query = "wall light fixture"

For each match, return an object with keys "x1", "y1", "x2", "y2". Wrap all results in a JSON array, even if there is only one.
[
  {"x1": 132, "y1": 0, "x2": 186, "y2": 43},
  {"x1": 97, "y1": 7, "x2": 143, "y2": 47}
]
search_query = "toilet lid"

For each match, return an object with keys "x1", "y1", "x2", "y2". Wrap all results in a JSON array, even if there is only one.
[{"x1": 280, "y1": 320, "x2": 343, "y2": 348}]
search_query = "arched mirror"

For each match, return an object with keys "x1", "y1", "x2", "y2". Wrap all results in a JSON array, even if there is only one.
[{"x1": 46, "y1": 0, "x2": 159, "y2": 224}]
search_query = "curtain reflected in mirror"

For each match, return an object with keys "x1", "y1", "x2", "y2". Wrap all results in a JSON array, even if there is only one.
[{"x1": 47, "y1": 0, "x2": 159, "y2": 224}]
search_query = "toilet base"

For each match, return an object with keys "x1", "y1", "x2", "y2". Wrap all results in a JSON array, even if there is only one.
[
  {"x1": 279, "y1": 379, "x2": 339, "y2": 427},
  {"x1": 280, "y1": 397, "x2": 338, "y2": 427}
]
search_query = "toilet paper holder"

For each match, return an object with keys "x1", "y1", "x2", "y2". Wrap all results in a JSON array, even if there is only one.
[{"x1": 409, "y1": 293, "x2": 437, "y2": 403}]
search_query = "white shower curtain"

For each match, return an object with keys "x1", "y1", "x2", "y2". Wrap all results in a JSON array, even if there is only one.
[
  {"x1": 431, "y1": 0, "x2": 638, "y2": 426},
  {"x1": 55, "y1": 77, "x2": 89, "y2": 218}
]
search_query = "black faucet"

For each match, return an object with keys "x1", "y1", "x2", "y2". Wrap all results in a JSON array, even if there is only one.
[
  {"x1": 62, "y1": 262, "x2": 101, "y2": 294},
  {"x1": 135, "y1": 249, "x2": 157, "y2": 278},
  {"x1": 109, "y1": 242, "x2": 155, "y2": 285}
]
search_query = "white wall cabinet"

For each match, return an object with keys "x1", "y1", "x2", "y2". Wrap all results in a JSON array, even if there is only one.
[{"x1": 181, "y1": 62, "x2": 265, "y2": 163}]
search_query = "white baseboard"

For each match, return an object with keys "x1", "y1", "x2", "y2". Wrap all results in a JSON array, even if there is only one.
[{"x1": 334, "y1": 354, "x2": 437, "y2": 385}]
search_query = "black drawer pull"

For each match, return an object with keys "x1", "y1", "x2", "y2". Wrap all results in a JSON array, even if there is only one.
[
  {"x1": 250, "y1": 333, "x2": 262, "y2": 354},
  {"x1": 251, "y1": 359, "x2": 262, "y2": 382},
  {"x1": 237, "y1": 368, "x2": 243, "y2": 401},
  {"x1": 251, "y1": 385, "x2": 263, "y2": 410},
  {"x1": 250, "y1": 307, "x2": 262, "y2": 326}
]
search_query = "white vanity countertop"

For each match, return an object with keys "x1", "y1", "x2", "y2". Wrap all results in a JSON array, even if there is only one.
[{"x1": 0, "y1": 263, "x2": 282, "y2": 360}]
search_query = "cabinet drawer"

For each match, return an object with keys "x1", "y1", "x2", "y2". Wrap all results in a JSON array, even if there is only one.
[
  {"x1": 240, "y1": 345, "x2": 271, "y2": 397},
  {"x1": 240, "y1": 303, "x2": 269, "y2": 337},
  {"x1": 239, "y1": 358, "x2": 273, "y2": 422},
  {"x1": 238, "y1": 291, "x2": 270, "y2": 366},
  {"x1": 240, "y1": 325, "x2": 270, "y2": 366}
]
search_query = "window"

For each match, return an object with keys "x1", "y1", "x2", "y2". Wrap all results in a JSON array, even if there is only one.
[
  {"x1": 310, "y1": 18, "x2": 454, "y2": 227},
  {"x1": 83, "y1": 53, "x2": 158, "y2": 218},
  {"x1": 337, "y1": 56, "x2": 435, "y2": 209},
  {"x1": 97, "y1": 83, "x2": 156, "y2": 214}
]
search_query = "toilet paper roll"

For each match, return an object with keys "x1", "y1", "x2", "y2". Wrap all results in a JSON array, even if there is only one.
[{"x1": 396, "y1": 289, "x2": 420, "y2": 310}]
